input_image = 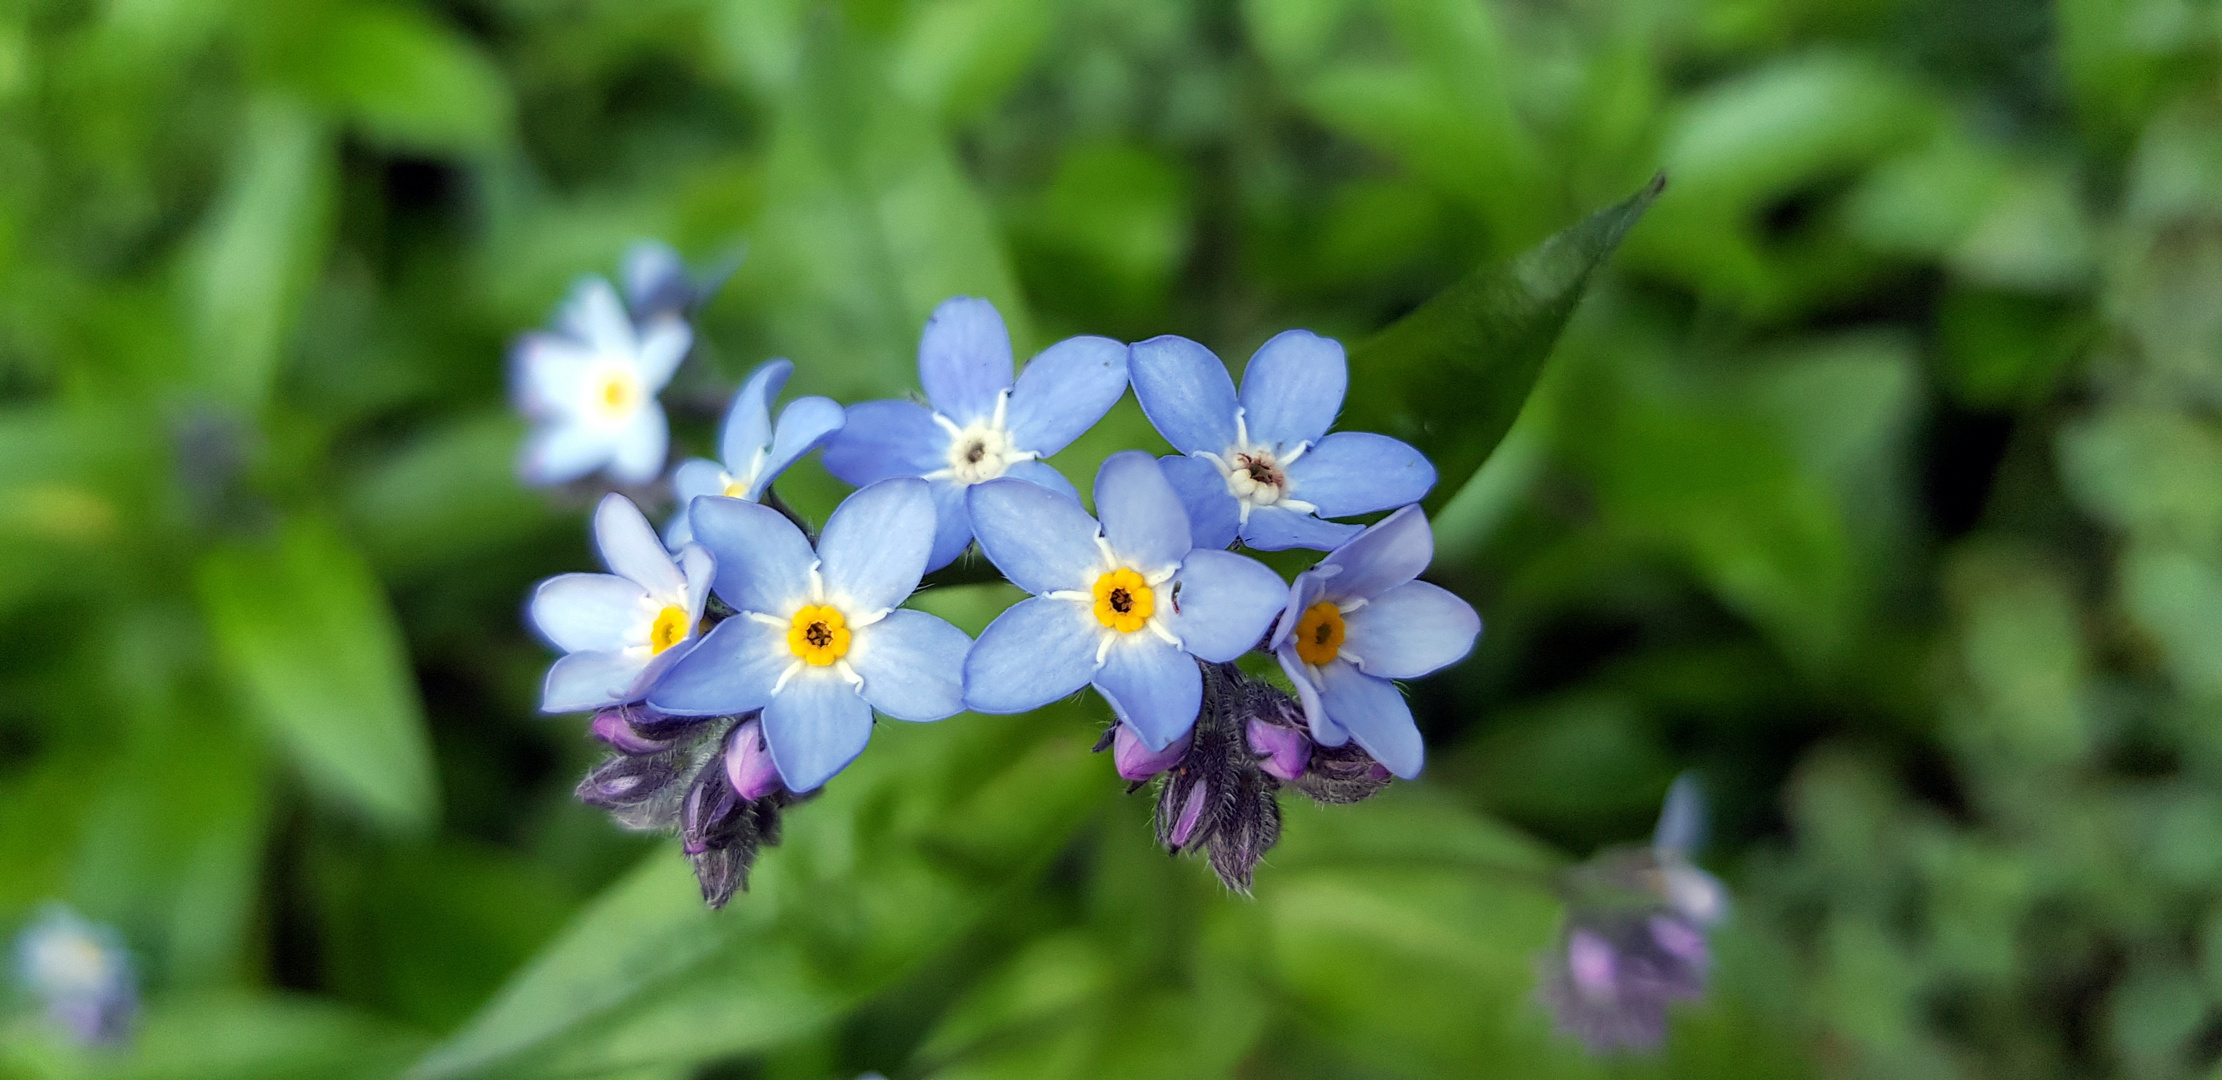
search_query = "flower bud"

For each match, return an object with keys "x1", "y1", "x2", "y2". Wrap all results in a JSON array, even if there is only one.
[
  {"x1": 1245, "y1": 717, "x2": 1311, "y2": 780},
  {"x1": 590, "y1": 707, "x2": 678, "y2": 755},
  {"x1": 724, "y1": 720, "x2": 784, "y2": 801},
  {"x1": 1112, "y1": 723, "x2": 1190, "y2": 782},
  {"x1": 576, "y1": 753, "x2": 680, "y2": 809}
]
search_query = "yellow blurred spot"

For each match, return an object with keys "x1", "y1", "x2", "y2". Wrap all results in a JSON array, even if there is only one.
[{"x1": 5, "y1": 484, "x2": 117, "y2": 542}]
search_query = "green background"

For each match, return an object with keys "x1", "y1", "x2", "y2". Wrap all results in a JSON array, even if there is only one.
[{"x1": 0, "y1": 0, "x2": 2208, "y2": 1077}]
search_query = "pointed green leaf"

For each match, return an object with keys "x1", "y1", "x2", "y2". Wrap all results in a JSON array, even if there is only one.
[
  {"x1": 1342, "y1": 176, "x2": 1662, "y2": 512},
  {"x1": 197, "y1": 516, "x2": 438, "y2": 834}
]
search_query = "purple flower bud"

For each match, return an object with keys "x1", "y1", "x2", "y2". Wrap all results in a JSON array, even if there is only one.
[
  {"x1": 1567, "y1": 928, "x2": 1618, "y2": 998},
  {"x1": 1245, "y1": 717, "x2": 1310, "y2": 780},
  {"x1": 591, "y1": 708, "x2": 678, "y2": 755},
  {"x1": 1168, "y1": 781, "x2": 1209, "y2": 849},
  {"x1": 1113, "y1": 723, "x2": 1190, "y2": 782},
  {"x1": 725, "y1": 720, "x2": 783, "y2": 801}
]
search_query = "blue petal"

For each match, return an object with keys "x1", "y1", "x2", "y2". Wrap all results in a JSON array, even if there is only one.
[
  {"x1": 718, "y1": 359, "x2": 790, "y2": 471},
  {"x1": 1162, "y1": 549, "x2": 1286, "y2": 663},
  {"x1": 532, "y1": 573, "x2": 647, "y2": 654},
  {"x1": 824, "y1": 399, "x2": 946, "y2": 485},
  {"x1": 646, "y1": 615, "x2": 788, "y2": 717},
  {"x1": 926, "y1": 477, "x2": 976, "y2": 573},
  {"x1": 967, "y1": 478, "x2": 1105, "y2": 595},
  {"x1": 1093, "y1": 451, "x2": 1191, "y2": 573},
  {"x1": 596, "y1": 494, "x2": 685, "y2": 597},
  {"x1": 1238, "y1": 506, "x2": 1362, "y2": 552},
  {"x1": 664, "y1": 459, "x2": 728, "y2": 547},
  {"x1": 517, "y1": 420, "x2": 609, "y2": 486},
  {"x1": 621, "y1": 240, "x2": 691, "y2": 316},
  {"x1": 918, "y1": 297, "x2": 1014, "y2": 426},
  {"x1": 1002, "y1": 458, "x2": 1082, "y2": 502},
  {"x1": 1158, "y1": 455, "x2": 1239, "y2": 551},
  {"x1": 1093, "y1": 636, "x2": 1202, "y2": 751},
  {"x1": 763, "y1": 674, "x2": 876, "y2": 792},
  {"x1": 849, "y1": 609, "x2": 971, "y2": 721},
  {"x1": 1317, "y1": 659, "x2": 1423, "y2": 778},
  {"x1": 509, "y1": 332, "x2": 595, "y2": 417},
  {"x1": 677, "y1": 543, "x2": 715, "y2": 617},
  {"x1": 1339, "y1": 580, "x2": 1479, "y2": 679},
  {"x1": 963, "y1": 596, "x2": 1100, "y2": 713},
  {"x1": 605, "y1": 404, "x2": 670, "y2": 484},
  {"x1": 689, "y1": 497, "x2": 817, "y2": 614},
  {"x1": 1128, "y1": 336, "x2": 1239, "y2": 454},
  {"x1": 1284, "y1": 431, "x2": 1436, "y2": 517},
  {"x1": 1273, "y1": 644, "x2": 1349, "y2": 747},
  {"x1": 1006, "y1": 335, "x2": 1129, "y2": 456},
  {"x1": 1238, "y1": 329, "x2": 1346, "y2": 449},
  {"x1": 1653, "y1": 773, "x2": 1707, "y2": 857},
  {"x1": 542, "y1": 649, "x2": 649, "y2": 712},
  {"x1": 818, "y1": 478, "x2": 935, "y2": 613},
  {"x1": 1314, "y1": 504, "x2": 1432, "y2": 601},
  {"x1": 753, "y1": 395, "x2": 846, "y2": 497},
  {"x1": 632, "y1": 316, "x2": 691, "y2": 391},
  {"x1": 556, "y1": 277, "x2": 632, "y2": 353}
]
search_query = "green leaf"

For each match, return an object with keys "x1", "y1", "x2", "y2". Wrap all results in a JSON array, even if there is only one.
[
  {"x1": 278, "y1": 2, "x2": 511, "y2": 155},
  {"x1": 197, "y1": 516, "x2": 438, "y2": 834},
  {"x1": 343, "y1": 411, "x2": 556, "y2": 576},
  {"x1": 1342, "y1": 175, "x2": 1662, "y2": 513},
  {"x1": 186, "y1": 96, "x2": 334, "y2": 412}
]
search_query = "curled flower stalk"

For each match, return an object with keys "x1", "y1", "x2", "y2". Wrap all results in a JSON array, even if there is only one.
[{"x1": 575, "y1": 706, "x2": 798, "y2": 907}]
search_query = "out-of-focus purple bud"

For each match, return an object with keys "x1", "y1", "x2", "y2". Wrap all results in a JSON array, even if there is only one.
[
  {"x1": 1114, "y1": 723, "x2": 1191, "y2": 782},
  {"x1": 1567, "y1": 928, "x2": 1618, "y2": 998},
  {"x1": 724, "y1": 720, "x2": 784, "y2": 801},
  {"x1": 591, "y1": 708, "x2": 678, "y2": 755},
  {"x1": 1245, "y1": 717, "x2": 1311, "y2": 780}
]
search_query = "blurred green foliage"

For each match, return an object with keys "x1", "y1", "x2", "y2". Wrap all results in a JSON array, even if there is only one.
[{"x1": 0, "y1": 0, "x2": 2213, "y2": 1077}]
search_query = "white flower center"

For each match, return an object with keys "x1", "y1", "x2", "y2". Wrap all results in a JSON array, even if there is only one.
[
  {"x1": 925, "y1": 390, "x2": 1038, "y2": 486},
  {"x1": 584, "y1": 360, "x2": 643, "y2": 427},
  {"x1": 1194, "y1": 408, "x2": 1317, "y2": 524}
]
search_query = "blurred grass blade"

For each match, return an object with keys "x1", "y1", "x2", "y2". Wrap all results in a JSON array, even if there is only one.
[
  {"x1": 198, "y1": 516, "x2": 438, "y2": 834},
  {"x1": 1344, "y1": 175, "x2": 1663, "y2": 512}
]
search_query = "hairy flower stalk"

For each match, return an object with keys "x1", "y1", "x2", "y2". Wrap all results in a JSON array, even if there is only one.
[
  {"x1": 1110, "y1": 662, "x2": 1395, "y2": 892},
  {"x1": 575, "y1": 703, "x2": 797, "y2": 908}
]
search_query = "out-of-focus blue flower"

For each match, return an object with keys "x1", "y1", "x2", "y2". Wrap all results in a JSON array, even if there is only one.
[
  {"x1": 12, "y1": 904, "x2": 135, "y2": 1047},
  {"x1": 1266, "y1": 505, "x2": 1479, "y2": 778},
  {"x1": 1129, "y1": 330, "x2": 1435, "y2": 551},
  {"x1": 962, "y1": 451, "x2": 1288, "y2": 751},
  {"x1": 530, "y1": 494, "x2": 715, "y2": 712},
  {"x1": 512, "y1": 273, "x2": 692, "y2": 486},
  {"x1": 665, "y1": 358, "x2": 845, "y2": 547},
  {"x1": 619, "y1": 239, "x2": 733, "y2": 320},
  {"x1": 822, "y1": 297, "x2": 1128, "y2": 571},
  {"x1": 1538, "y1": 774, "x2": 1729, "y2": 1054},
  {"x1": 648, "y1": 478, "x2": 972, "y2": 792}
]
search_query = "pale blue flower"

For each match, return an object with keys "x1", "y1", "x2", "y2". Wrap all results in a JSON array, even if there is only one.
[
  {"x1": 1268, "y1": 504, "x2": 1479, "y2": 778},
  {"x1": 1129, "y1": 330, "x2": 1436, "y2": 550},
  {"x1": 649, "y1": 478, "x2": 972, "y2": 792},
  {"x1": 13, "y1": 904, "x2": 135, "y2": 1046},
  {"x1": 511, "y1": 274, "x2": 691, "y2": 486},
  {"x1": 823, "y1": 297, "x2": 1128, "y2": 571},
  {"x1": 963, "y1": 451, "x2": 1289, "y2": 751},
  {"x1": 619, "y1": 239, "x2": 733, "y2": 320},
  {"x1": 530, "y1": 494, "x2": 715, "y2": 712},
  {"x1": 665, "y1": 358, "x2": 845, "y2": 547}
]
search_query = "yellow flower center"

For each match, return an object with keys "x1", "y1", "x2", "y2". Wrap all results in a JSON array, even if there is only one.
[
  {"x1": 649, "y1": 605, "x2": 691, "y2": 654},
  {"x1": 1293, "y1": 601, "x2": 1344, "y2": 666},
  {"x1": 1091, "y1": 568, "x2": 1156, "y2": 634},
  {"x1": 591, "y1": 366, "x2": 642, "y2": 421},
  {"x1": 787, "y1": 604, "x2": 852, "y2": 666},
  {"x1": 722, "y1": 479, "x2": 750, "y2": 499}
]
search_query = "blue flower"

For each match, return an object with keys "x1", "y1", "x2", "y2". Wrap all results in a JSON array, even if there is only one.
[
  {"x1": 665, "y1": 358, "x2": 846, "y2": 547},
  {"x1": 1129, "y1": 330, "x2": 1436, "y2": 551},
  {"x1": 13, "y1": 903, "x2": 136, "y2": 1046},
  {"x1": 619, "y1": 239, "x2": 732, "y2": 320},
  {"x1": 511, "y1": 273, "x2": 692, "y2": 486},
  {"x1": 823, "y1": 297, "x2": 1129, "y2": 571},
  {"x1": 648, "y1": 478, "x2": 973, "y2": 792},
  {"x1": 1267, "y1": 504, "x2": 1479, "y2": 778},
  {"x1": 962, "y1": 451, "x2": 1289, "y2": 751},
  {"x1": 530, "y1": 494, "x2": 716, "y2": 712}
]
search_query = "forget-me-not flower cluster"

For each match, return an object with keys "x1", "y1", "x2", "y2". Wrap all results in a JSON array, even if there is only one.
[{"x1": 513, "y1": 260, "x2": 1482, "y2": 901}]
